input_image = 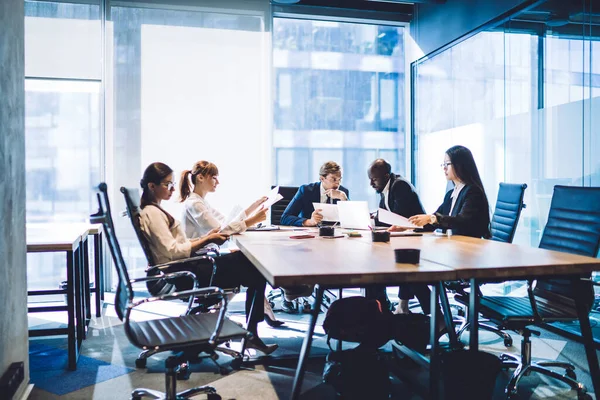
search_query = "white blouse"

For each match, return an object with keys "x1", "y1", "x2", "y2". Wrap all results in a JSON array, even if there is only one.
[
  {"x1": 182, "y1": 192, "x2": 247, "y2": 239},
  {"x1": 139, "y1": 205, "x2": 192, "y2": 264}
]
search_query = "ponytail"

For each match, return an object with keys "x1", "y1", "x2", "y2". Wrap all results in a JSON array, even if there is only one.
[{"x1": 179, "y1": 170, "x2": 193, "y2": 202}]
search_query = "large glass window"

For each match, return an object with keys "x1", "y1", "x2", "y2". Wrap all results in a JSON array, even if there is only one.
[
  {"x1": 108, "y1": 4, "x2": 270, "y2": 280},
  {"x1": 412, "y1": 1, "x2": 600, "y2": 319},
  {"x1": 25, "y1": 1, "x2": 101, "y2": 295},
  {"x1": 273, "y1": 18, "x2": 406, "y2": 208}
]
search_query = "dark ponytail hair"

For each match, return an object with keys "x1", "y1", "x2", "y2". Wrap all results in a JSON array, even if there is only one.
[
  {"x1": 179, "y1": 160, "x2": 219, "y2": 202},
  {"x1": 140, "y1": 162, "x2": 175, "y2": 227},
  {"x1": 446, "y1": 145, "x2": 490, "y2": 211}
]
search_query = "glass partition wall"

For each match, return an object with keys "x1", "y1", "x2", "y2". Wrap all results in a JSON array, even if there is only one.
[{"x1": 412, "y1": 0, "x2": 600, "y2": 327}]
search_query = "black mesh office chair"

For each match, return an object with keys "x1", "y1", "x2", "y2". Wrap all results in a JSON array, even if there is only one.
[
  {"x1": 453, "y1": 183, "x2": 527, "y2": 346},
  {"x1": 120, "y1": 186, "x2": 242, "y2": 367},
  {"x1": 459, "y1": 186, "x2": 600, "y2": 399},
  {"x1": 91, "y1": 183, "x2": 249, "y2": 400},
  {"x1": 270, "y1": 186, "x2": 298, "y2": 225}
]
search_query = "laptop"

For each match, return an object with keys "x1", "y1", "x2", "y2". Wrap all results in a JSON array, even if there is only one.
[{"x1": 337, "y1": 201, "x2": 373, "y2": 230}]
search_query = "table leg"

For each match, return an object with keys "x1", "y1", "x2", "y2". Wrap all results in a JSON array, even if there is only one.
[
  {"x1": 574, "y1": 278, "x2": 600, "y2": 395},
  {"x1": 93, "y1": 232, "x2": 102, "y2": 316},
  {"x1": 66, "y1": 250, "x2": 79, "y2": 370},
  {"x1": 437, "y1": 282, "x2": 460, "y2": 348},
  {"x1": 74, "y1": 241, "x2": 86, "y2": 343},
  {"x1": 429, "y1": 284, "x2": 440, "y2": 400},
  {"x1": 291, "y1": 285, "x2": 324, "y2": 400},
  {"x1": 83, "y1": 236, "x2": 91, "y2": 322},
  {"x1": 468, "y1": 278, "x2": 479, "y2": 352}
]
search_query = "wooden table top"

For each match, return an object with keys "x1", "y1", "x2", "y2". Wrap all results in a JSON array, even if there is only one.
[
  {"x1": 235, "y1": 231, "x2": 600, "y2": 287},
  {"x1": 26, "y1": 223, "x2": 92, "y2": 252}
]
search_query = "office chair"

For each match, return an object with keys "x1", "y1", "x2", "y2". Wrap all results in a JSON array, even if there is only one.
[
  {"x1": 270, "y1": 185, "x2": 298, "y2": 225},
  {"x1": 120, "y1": 186, "x2": 242, "y2": 367},
  {"x1": 91, "y1": 183, "x2": 249, "y2": 400},
  {"x1": 266, "y1": 185, "x2": 337, "y2": 313},
  {"x1": 452, "y1": 183, "x2": 527, "y2": 347},
  {"x1": 459, "y1": 185, "x2": 600, "y2": 399}
]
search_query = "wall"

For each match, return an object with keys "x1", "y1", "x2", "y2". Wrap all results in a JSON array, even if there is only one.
[
  {"x1": 0, "y1": 0, "x2": 28, "y2": 397},
  {"x1": 411, "y1": 0, "x2": 530, "y2": 57}
]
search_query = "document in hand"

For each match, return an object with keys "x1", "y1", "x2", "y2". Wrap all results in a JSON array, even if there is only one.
[
  {"x1": 378, "y1": 208, "x2": 419, "y2": 229},
  {"x1": 263, "y1": 186, "x2": 284, "y2": 209},
  {"x1": 312, "y1": 202, "x2": 339, "y2": 222}
]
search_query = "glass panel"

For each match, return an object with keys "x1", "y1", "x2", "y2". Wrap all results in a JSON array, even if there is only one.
[
  {"x1": 108, "y1": 6, "x2": 267, "y2": 281},
  {"x1": 25, "y1": 0, "x2": 101, "y2": 79},
  {"x1": 273, "y1": 18, "x2": 406, "y2": 212}
]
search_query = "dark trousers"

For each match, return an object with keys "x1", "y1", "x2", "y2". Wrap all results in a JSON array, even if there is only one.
[
  {"x1": 155, "y1": 251, "x2": 266, "y2": 335},
  {"x1": 365, "y1": 284, "x2": 434, "y2": 315}
]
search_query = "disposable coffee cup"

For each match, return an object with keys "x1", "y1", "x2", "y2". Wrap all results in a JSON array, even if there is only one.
[
  {"x1": 394, "y1": 248, "x2": 420, "y2": 264},
  {"x1": 319, "y1": 226, "x2": 335, "y2": 237},
  {"x1": 371, "y1": 230, "x2": 390, "y2": 242}
]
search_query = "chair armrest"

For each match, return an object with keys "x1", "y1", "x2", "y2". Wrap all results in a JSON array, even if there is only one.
[
  {"x1": 131, "y1": 271, "x2": 198, "y2": 287},
  {"x1": 146, "y1": 255, "x2": 218, "y2": 286},
  {"x1": 131, "y1": 271, "x2": 199, "y2": 311},
  {"x1": 129, "y1": 286, "x2": 228, "y2": 346},
  {"x1": 526, "y1": 279, "x2": 543, "y2": 321},
  {"x1": 146, "y1": 254, "x2": 215, "y2": 271}
]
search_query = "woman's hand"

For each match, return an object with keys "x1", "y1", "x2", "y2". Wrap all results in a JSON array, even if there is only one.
[
  {"x1": 387, "y1": 225, "x2": 407, "y2": 232},
  {"x1": 246, "y1": 196, "x2": 268, "y2": 215},
  {"x1": 408, "y1": 214, "x2": 432, "y2": 227},
  {"x1": 206, "y1": 232, "x2": 229, "y2": 246},
  {"x1": 325, "y1": 189, "x2": 347, "y2": 201},
  {"x1": 246, "y1": 206, "x2": 268, "y2": 227}
]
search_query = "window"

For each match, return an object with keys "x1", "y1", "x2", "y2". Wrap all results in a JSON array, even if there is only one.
[
  {"x1": 25, "y1": 1, "x2": 101, "y2": 294},
  {"x1": 273, "y1": 18, "x2": 406, "y2": 209}
]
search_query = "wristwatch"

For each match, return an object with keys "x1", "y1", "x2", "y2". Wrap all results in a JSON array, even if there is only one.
[{"x1": 429, "y1": 214, "x2": 437, "y2": 225}]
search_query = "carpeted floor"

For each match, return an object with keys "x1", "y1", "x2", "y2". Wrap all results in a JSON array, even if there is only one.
[{"x1": 27, "y1": 290, "x2": 599, "y2": 399}]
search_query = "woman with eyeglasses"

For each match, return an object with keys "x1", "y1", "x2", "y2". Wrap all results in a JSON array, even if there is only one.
[
  {"x1": 389, "y1": 146, "x2": 490, "y2": 320},
  {"x1": 139, "y1": 162, "x2": 278, "y2": 355},
  {"x1": 179, "y1": 160, "x2": 285, "y2": 328},
  {"x1": 403, "y1": 145, "x2": 491, "y2": 238}
]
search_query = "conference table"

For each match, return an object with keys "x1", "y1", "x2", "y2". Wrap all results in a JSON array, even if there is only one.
[{"x1": 235, "y1": 230, "x2": 600, "y2": 400}]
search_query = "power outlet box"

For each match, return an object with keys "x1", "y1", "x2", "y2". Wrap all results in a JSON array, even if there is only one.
[{"x1": 0, "y1": 362, "x2": 24, "y2": 400}]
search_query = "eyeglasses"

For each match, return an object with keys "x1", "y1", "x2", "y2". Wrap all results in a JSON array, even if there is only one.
[
  {"x1": 440, "y1": 162, "x2": 452, "y2": 168},
  {"x1": 161, "y1": 181, "x2": 176, "y2": 190},
  {"x1": 323, "y1": 175, "x2": 342, "y2": 184}
]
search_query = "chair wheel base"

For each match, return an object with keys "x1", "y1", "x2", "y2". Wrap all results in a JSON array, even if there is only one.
[
  {"x1": 135, "y1": 358, "x2": 147, "y2": 368},
  {"x1": 504, "y1": 337, "x2": 513, "y2": 347}
]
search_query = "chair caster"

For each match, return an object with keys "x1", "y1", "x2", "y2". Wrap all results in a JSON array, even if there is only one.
[
  {"x1": 176, "y1": 363, "x2": 191, "y2": 380},
  {"x1": 230, "y1": 357, "x2": 243, "y2": 370},
  {"x1": 219, "y1": 366, "x2": 230, "y2": 375},
  {"x1": 504, "y1": 337, "x2": 513, "y2": 347},
  {"x1": 135, "y1": 358, "x2": 147, "y2": 368},
  {"x1": 207, "y1": 394, "x2": 222, "y2": 400},
  {"x1": 578, "y1": 392, "x2": 592, "y2": 400},
  {"x1": 131, "y1": 396, "x2": 141, "y2": 400}
]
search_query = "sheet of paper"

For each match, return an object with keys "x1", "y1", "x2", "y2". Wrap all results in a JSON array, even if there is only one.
[
  {"x1": 378, "y1": 208, "x2": 418, "y2": 229},
  {"x1": 312, "y1": 202, "x2": 339, "y2": 222},
  {"x1": 263, "y1": 186, "x2": 284, "y2": 209}
]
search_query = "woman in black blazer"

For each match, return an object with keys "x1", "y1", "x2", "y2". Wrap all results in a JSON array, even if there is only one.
[
  {"x1": 407, "y1": 145, "x2": 491, "y2": 238},
  {"x1": 391, "y1": 145, "x2": 490, "y2": 316}
]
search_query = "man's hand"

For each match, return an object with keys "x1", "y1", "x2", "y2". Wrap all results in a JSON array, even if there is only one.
[
  {"x1": 303, "y1": 209, "x2": 323, "y2": 227},
  {"x1": 387, "y1": 225, "x2": 407, "y2": 232},
  {"x1": 408, "y1": 214, "x2": 431, "y2": 227},
  {"x1": 325, "y1": 189, "x2": 348, "y2": 201}
]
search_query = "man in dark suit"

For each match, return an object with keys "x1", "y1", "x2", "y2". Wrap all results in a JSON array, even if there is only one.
[
  {"x1": 368, "y1": 159, "x2": 425, "y2": 224},
  {"x1": 366, "y1": 159, "x2": 432, "y2": 314},
  {"x1": 281, "y1": 161, "x2": 350, "y2": 227}
]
